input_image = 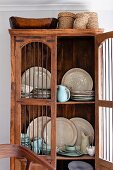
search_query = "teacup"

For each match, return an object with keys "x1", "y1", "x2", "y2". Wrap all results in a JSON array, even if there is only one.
[{"x1": 65, "y1": 145, "x2": 76, "y2": 151}]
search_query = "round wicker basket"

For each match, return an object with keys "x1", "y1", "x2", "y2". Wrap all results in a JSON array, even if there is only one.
[
  {"x1": 74, "y1": 13, "x2": 89, "y2": 29},
  {"x1": 58, "y1": 12, "x2": 76, "y2": 29},
  {"x1": 85, "y1": 12, "x2": 99, "y2": 29}
]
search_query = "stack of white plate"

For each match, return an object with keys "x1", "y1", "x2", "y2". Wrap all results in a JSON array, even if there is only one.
[{"x1": 71, "y1": 90, "x2": 95, "y2": 101}]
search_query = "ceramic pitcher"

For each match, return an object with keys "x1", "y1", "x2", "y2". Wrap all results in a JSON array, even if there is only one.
[
  {"x1": 57, "y1": 85, "x2": 70, "y2": 102},
  {"x1": 80, "y1": 132, "x2": 90, "y2": 154}
]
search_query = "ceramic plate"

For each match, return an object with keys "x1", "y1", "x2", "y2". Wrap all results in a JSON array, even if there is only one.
[
  {"x1": 21, "y1": 67, "x2": 51, "y2": 93},
  {"x1": 61, "y1": 68, "x2": 93, "y2": 91},
  {"x1": 27, "y1": 116, "x2": 51, "y2": 140},
  {"x1": 57, "y1": 149, "x2": 83, "y2": 157},
  {"x1": 71, "y1": 96, "x2": 94, "y2": 101},
  {"x1": 68, "y1": 161, "x2": 93, "y2": 170},
  {"x1": 70, "y1": 117, "x2": 94, "y2": 146},
  {"x1": 43, "y1": 117, "x2": 77, "y2": 147}
]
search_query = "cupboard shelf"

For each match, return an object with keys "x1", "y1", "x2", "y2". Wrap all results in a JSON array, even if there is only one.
[
  {"x1": 17, "y1": 98, "x2": 52, "y2": 105},
  {"x1": 18, "y1": 99, "x2": 95, "y2": 105},
  {"x1": 57, "y1": 155, "x2": 95, "y2": 160},
  {"x1": 57, "y1": 101, "x2": 95, "y2": 105}
]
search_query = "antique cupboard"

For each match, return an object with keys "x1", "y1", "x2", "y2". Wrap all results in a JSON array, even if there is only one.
[{"x1": 9, "y1": 29, "x2": 113, "y2": 170}]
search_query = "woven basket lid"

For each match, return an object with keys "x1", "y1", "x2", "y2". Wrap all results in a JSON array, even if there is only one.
[
  {"x1": 75, "y1": 13, "x2": 89, "y2": 18},
  {"x1": 58, "y1": 12, "x2": 76, "y2": 19}
]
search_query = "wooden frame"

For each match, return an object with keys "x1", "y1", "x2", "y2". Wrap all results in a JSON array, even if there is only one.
[
  {"x1": 0, "y1": 144, "x2": 54, "y2": 170},
  {"x1": 95, "y1": 31, "x2": 113, "y2": 170},
  {"x1": 10, "y1": 29, "x2": 112, "y2": 170}
]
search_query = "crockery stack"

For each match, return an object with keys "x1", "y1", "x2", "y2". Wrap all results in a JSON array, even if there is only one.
[
  {"x1": 71, "y1": 90, "x2": 95, "y2": 101},
  {"x1": 31, "y1": 88, "x2": 51, "y2": 99},
  {"x1": 21, "y1": 133, "x2": 31, "y2": 149}
]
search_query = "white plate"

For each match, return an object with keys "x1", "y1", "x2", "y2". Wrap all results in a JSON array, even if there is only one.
[
  {"x1": 27, "y1": 116, "x2": 51, "y2": 140},
  {"x1": 43, "y1": 117, "x2": 77, "y2": 147},
  {"x1": 22, "y1": 67, "x2": 51, "y2": 93},
  {"x1": 71, "y1": 90, "x2": 94, "y2": 94},
  {"x1": 71, "y1": 96, "x2": 94, "y2": 101},
  {"x1": 70, "y1": 117, "x2": 94, "y2": 146},
  {"x1": 61, "y1": 68, "x2": 93, "y2": 92}
]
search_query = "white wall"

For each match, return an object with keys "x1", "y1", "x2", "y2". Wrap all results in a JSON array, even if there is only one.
[{"x1": 0, "y1": 8, "x2": 113, "y2": 170}]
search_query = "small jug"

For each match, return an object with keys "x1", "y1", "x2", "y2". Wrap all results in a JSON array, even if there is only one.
[
  {"x1": 57, "y1": 85, "x2": 70, "y2": 102},
  {"x1": 80, "y1": 132, "x2": 89, "y2": 154},
  {"x1": 86, "y1": 146, "x2": 95, "y2": 156}
]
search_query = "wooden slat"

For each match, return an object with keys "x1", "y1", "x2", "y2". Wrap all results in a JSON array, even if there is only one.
[
  {"x1": 97, "y1": 100, "x2": 113, "y2": 107},
  {"x1": 57, "y1": 155, "x2": 95, "y2": 160},
  {"x1": 0, "y1": 144, "x2": 54, "y2": 170},
  {"x1": 17, "y1": 99, "x2": 52, "y2": 105},
  {"x1": 10, "y1": 35, "x2": 16, "y2": 170},
  {"x1": 9, "y1": 28, "x2": 104, "y2": 36},
  {"x1": 98, "y1": 159, "x2": 113, "y2": 170},
  {"x1": 96, "y1": 31, "x2": 113, "y2": 46},
  {"x1": 57, "y1": 101, "x2": 95, "y2": 105}
]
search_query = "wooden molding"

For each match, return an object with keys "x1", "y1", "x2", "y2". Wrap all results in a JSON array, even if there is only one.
[{"x1": 0, "y1": 3, "x2": 89, "y2": 11}]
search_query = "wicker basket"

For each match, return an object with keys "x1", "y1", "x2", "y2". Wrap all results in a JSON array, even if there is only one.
[
  {"x1": 74, "y1": 13, "x2": 89, "y2": 29},
  {"x1": 85, "y1": 12, "x2": 99, "y2": 29},
  {"x1": 58, "y1": 12, "x2": 76, "y2": 29},
  {"x1": 87, "y1": 17, "x2": 99, "y2": 29}
]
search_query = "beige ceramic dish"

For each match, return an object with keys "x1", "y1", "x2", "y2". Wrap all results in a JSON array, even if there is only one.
[
  {"x1": 27, "y1": 116, "x2": 51, "y2": 140},
  {"x1": 70, "y1": 117, "x2": 94, "y2": 146},
  {"x1": 61, "y1": 68, "x2": 93, "y2": 92},
  {"x1": 43, "y1": 117, "x2": 77, "y2": 147},
  {"x1": 21, "y1": 67, "x2": 51, "y2": 93}
]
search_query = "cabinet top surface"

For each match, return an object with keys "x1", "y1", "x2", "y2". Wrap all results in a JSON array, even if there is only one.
[{"x1": 9, "y1": 28, "x2": 104, "y2": 36}]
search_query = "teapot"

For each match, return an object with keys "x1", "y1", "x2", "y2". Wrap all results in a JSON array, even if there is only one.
[
  {"x1": 80, "y1": 132, "x2": 90, "y2": 154},
  {"x1": 57, "y1": 85, "x2": 70, "y2": 102}
]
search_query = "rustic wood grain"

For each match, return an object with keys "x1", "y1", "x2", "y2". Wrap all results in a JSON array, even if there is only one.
[
  {"x1": 0, "y1": 144, "x2": 54, "y2": 170},
  {"x1": 10, "y1": 29, "x2": 105, "y2": 170}
]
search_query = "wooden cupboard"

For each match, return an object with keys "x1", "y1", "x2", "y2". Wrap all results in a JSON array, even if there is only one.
[{"x1": 9, "y1": 29, "x2": 113, "y2": 170}]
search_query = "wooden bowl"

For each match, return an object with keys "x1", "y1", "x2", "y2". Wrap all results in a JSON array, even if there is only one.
[{"x1": 9, "y1": 16, "x2": 58, "y2": 29}]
